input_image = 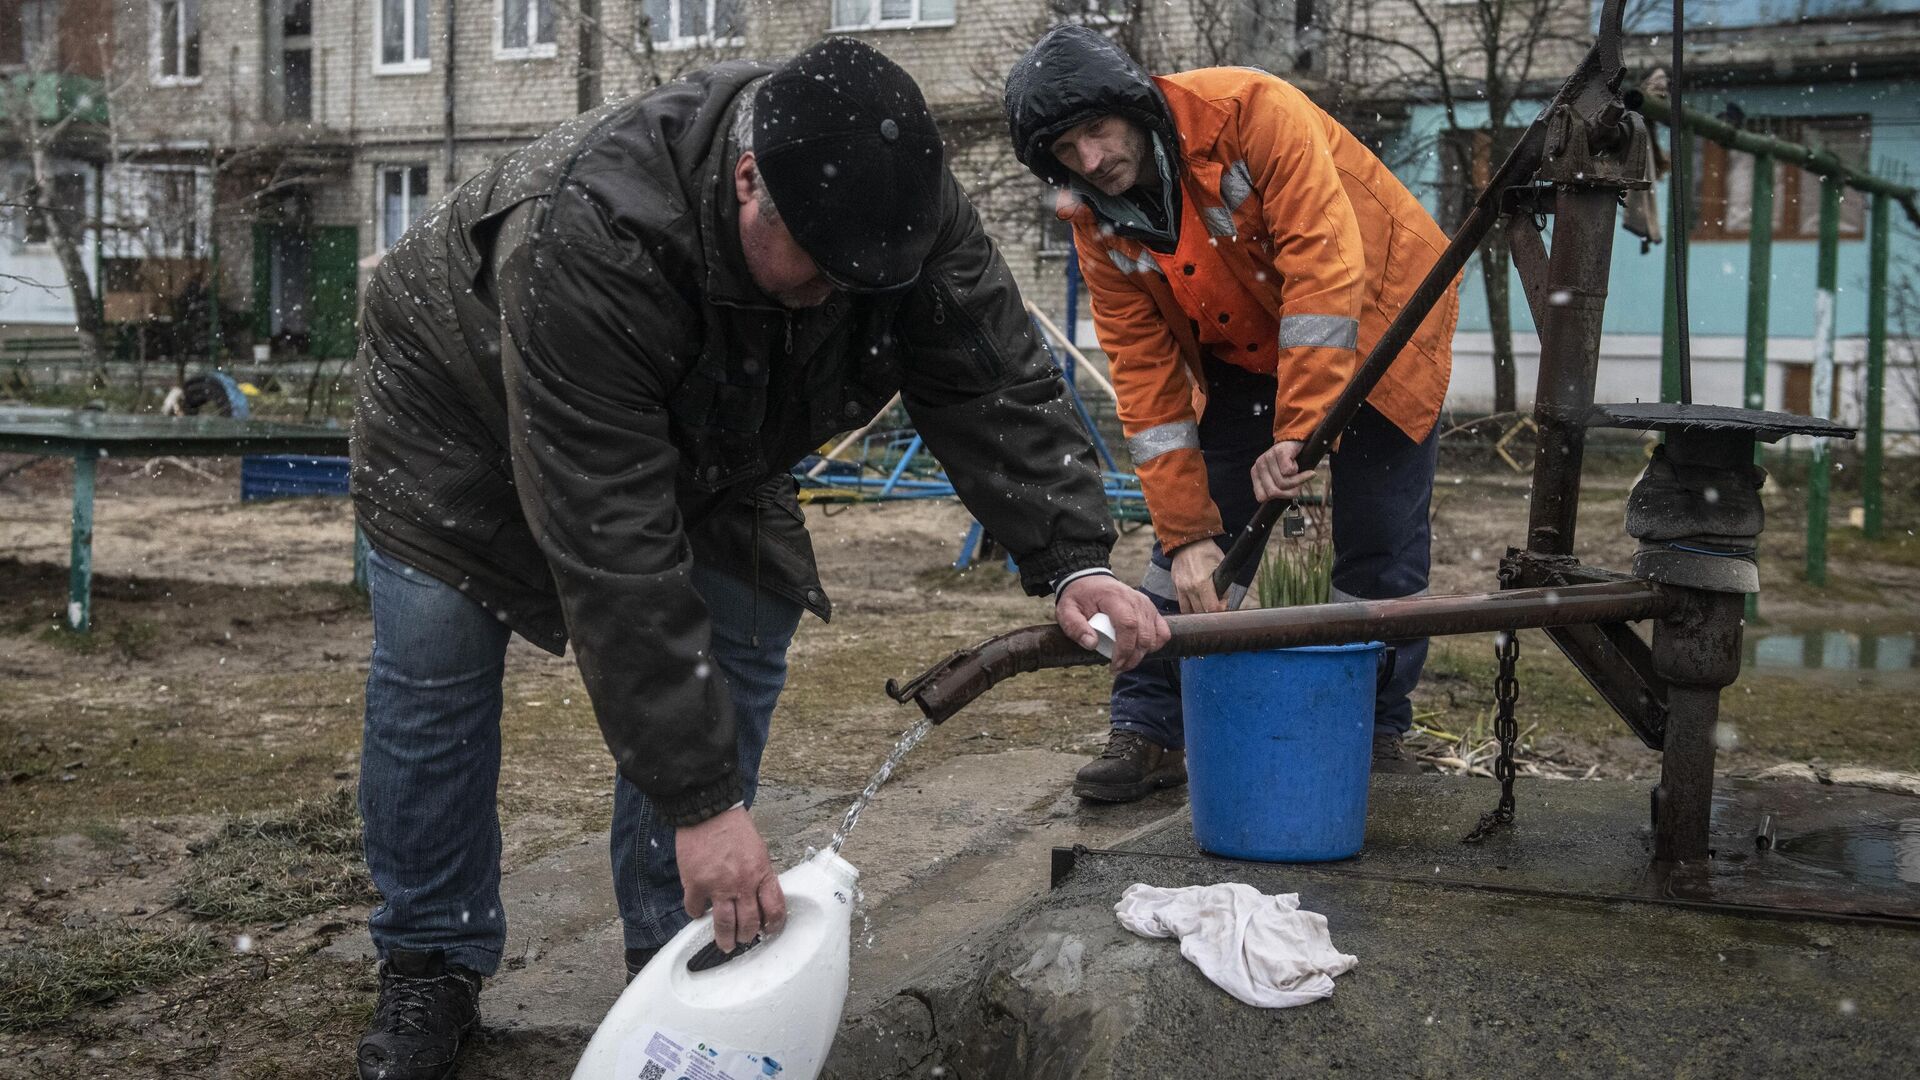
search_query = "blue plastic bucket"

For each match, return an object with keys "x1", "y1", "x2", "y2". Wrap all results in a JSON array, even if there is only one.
[{"x1": 1180, "y1": 641, "x2": 1384, "y2": 862}]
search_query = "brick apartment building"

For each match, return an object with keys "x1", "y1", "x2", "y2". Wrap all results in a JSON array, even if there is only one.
[{"x1": 4, "y1": 0, "x2": 1291, "y2": 365}]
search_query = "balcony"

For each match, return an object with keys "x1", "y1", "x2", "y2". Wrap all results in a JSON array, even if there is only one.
[
  {"x1": 1617, "y1": 0, "x2": 1920, "y2": 84},
  {"x1": 0, "y1": 73, "x2": 108, "y2": 128},
  {"x1": 1622, "y1": 0, "x2": 1920, "y2": 32}
]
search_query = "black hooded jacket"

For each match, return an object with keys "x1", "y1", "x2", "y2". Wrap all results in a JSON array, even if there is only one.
[
  {"x1": 1004, "y1": 25, "x2": 1186, "y2": 244},
  {"x1": 351, "y1": 62, "x2": 1115, "y2": 825}
]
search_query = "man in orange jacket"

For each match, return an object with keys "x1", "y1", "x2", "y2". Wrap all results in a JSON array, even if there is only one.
[{"x1": 1006, "y1": 25, "x2": 1458, "y2": 800}]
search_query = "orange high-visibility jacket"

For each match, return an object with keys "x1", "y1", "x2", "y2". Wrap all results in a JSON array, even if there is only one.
[{"x1": 1070, "y1": 68, "x2": 1458, "y2": 550}]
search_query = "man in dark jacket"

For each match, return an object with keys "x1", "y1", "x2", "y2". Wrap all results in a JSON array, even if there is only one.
[{"x1": 349, "y1": 38, "x2": 1166, "y2": 1080}]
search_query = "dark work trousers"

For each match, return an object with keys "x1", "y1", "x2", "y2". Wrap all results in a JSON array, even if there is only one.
[{"x1": 1109, "y1": 355, "x2": 1439, "y2": 747}]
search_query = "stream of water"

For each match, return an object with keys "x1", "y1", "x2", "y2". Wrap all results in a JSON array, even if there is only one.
[{"x1": 829, "y1": 718, "x2": 935, "y2": 854}]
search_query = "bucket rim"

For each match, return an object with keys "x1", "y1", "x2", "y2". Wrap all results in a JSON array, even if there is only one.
[{"x1": 1182, "y1": 640, "x2": 1385, "y2": 659}]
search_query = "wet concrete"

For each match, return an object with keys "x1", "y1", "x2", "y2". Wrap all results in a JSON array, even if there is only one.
[
  {"x1": 323, "y1": 747, "x2": 1183, "y2": 1051},
  {"x1": 1117, "y1": 775, "x2": 1920, "y2": 920},
  {"x1": 826, "y1": 775, "x2": 1920, "y2": 1079}
]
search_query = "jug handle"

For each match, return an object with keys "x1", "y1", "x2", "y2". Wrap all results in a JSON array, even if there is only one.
[
  {"x1": 1376, "y1": 646, "x2": 1398, "y2": 695},
  {"x1": 686, "y1": 932, "x2": 765, "y2": 973}
]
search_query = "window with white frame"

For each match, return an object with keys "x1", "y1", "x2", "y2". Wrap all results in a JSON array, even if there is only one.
[
  {"x1": 378, "y1": 165, "x2": 429, "y2": 250},
  {"x1": 153, "y1": 0, "x2": 203, "y2": 83},
  {"x1": 643, "y1": 0, "x2": 744, "y2": 50},
  {"x1": 1047, "y1": 0, "x2": 1131, "y2": 24},
  {"x1": 376, "y1": 0, "x2": 430, "y2": 72},
  {"x1": 499, "y1": 0, "x2": 557, "y2": 57},
  {"x1": 1696, "y1": 115, "x2": 1871, "y2": 241},
  {"x1": 829, "y1": 0, "x2": 956, "y2": 31}
]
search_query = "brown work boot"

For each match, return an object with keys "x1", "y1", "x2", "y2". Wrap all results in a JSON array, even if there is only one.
[
  {"x1": 1073, "y1": 730, "x2": 1187, "y2": 802},
  {"x1": 1371, "y1": 732, "x2": 1424, "y2": 775}
]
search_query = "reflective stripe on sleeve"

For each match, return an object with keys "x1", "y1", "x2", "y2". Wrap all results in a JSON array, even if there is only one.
[
  {"x1": 1106, "y1": 248, "x2": 1164, "y2": 276},
  {"x1": 1278, "y1": 314, "x2": 1360, "y2": 350},
  {"x1": 1125, "y1": 420, "x2": 1200, "y2": 464},
  {"x1": 1220, "y1": 159, "x2": 1254, "y2": 211},
  {"x1": 1200, "y1": 206, "x2": 1237, "y2": 239}
]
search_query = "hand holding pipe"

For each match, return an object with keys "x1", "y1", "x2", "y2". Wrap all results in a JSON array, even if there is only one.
[{"x1": 888, "y1": 580, "x2": 1681, "y2": 724}]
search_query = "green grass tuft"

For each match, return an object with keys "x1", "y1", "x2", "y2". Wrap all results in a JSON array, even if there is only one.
[
  {"x1": 1254, "y1": 534, "x2": 1333, "y2": 609},
  {"x1": 31, "y1": 618, "x2": 159, "y2": 660}
]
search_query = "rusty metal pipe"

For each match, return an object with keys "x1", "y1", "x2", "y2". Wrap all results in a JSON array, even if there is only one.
[
  {"x1": 1525, "y1": 186, "x2": 1621, "y2": 556},
  {"x1": 888, "y1": 580, "x2": 1685, "y2": 724}
]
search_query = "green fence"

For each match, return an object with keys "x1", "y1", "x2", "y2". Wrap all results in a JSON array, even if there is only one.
[{"x1": 1642, "y1": 94, "x2": 1919, "y2": 600}]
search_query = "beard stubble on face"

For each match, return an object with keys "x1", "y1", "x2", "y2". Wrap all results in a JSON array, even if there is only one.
[
  {"x1": 1059, "y1": 118, "x2": 1153, "y2": 195},
  {"x1": 1112, "y1": 121, "x2": 1154, "y2": 192}
]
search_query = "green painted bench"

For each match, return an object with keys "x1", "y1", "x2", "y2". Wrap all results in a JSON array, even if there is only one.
[{"x1": 0, "y1": 408, "x2": 357, "y2": 632}]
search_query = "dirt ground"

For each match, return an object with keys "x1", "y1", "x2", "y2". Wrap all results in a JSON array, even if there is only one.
[{"x1": 1, "y1": 440, "x2": 1916, "y2": 1077}]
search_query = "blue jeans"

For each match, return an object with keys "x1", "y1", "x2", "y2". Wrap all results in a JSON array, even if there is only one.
[
  {"x1": 359, "y1": 547, "x2": 801, "y2": 975},
  {"x1": 1110, "y1": 357, "x2": 1438, "y2": 748}
]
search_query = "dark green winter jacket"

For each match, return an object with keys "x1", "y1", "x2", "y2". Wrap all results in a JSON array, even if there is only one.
[{"x1": 350, "y1": 60, "x2": 1114, "y2": 825}]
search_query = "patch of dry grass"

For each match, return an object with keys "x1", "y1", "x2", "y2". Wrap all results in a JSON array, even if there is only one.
[
  {"x1": 0, "y1": 821, "x2": 31, "y2": 863},
  {"x1": 1418, "y1": 635, "x2": 1920, "y2": 774},
  {"x1": 0, "y1": 927, "x2": 223, "y2": 1032},
  {"x1": 178, "y1": 791, "x2": 375, "y2": 923}
]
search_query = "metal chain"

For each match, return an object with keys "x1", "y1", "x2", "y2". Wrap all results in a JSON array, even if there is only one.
[{"x1": 1463, "y1": 630, "x2": 1522, "y2": 844}]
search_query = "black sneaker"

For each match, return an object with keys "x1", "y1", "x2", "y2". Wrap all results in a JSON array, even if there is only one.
[
  {"x1": 1072, "y1": 730, "x2": 1188, "y2": 802},
  {"x1": 1371, "y1": 732, "x2": 1424, "y2": 775},
  {"x1": 624, "y1": 946, "x2": 659, "y2": 984},
  {"x1": 357, "y1": 949, "x2": 482, "y2": 1080}
]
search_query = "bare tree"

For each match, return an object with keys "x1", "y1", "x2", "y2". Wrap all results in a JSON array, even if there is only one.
[
  {"x1": 551, "y1": 0, "x2": 763, "y2": 100},
  {"x1": 1315, "y1": 0, "x2": 1594, "y2": 412},
  {"x1": 1888, "y1": 246, "x2": 1920, "y2": 472},
  {"x1": 1, "y1": 20, "x2": 115, "y2": 382}
]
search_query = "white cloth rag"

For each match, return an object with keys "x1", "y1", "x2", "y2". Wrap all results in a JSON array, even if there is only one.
[{"x1": 1114, "y1": 882, "x2": 1357, "y2": 1008}]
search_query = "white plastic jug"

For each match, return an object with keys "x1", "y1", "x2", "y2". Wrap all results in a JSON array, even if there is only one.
[{"x1": 571, "y1": 848, "x2": 860, "y2": 1080}]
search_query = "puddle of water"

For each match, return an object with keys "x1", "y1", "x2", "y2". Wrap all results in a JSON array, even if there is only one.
[
  {"x1": 1773, "y1": 820, "x2": 1920, "y2": 888},
  {"x1": 1743, "y1": 630, "x2": 1918, "y2": 682}
]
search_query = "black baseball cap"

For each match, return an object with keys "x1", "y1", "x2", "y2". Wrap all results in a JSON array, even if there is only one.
[{"x1": 752, "y1": 38, "x2": 944, "y2": 294}]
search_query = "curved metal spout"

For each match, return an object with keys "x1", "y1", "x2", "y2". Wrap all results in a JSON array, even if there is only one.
[{"x1": 887, "y1": 581, "x2": 1684, "y2": 724}]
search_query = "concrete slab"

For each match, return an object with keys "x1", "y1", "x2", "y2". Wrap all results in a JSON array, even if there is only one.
[
  {"x1": 326, "y1": 747, "x2": 1189, "y2": 1053},
  {"x1": 827, "y1": 775, "x2": 1920, "y2": 1079},
  {"x1": 1118, "y1": 774, "x2": 1920, "y2": 919},
  {"x1": 843, "y1": 753, "x2": 1186, "y2": 995},
  {"x1": 477, "y1": 783, "x2": 846, "y2": 1035}
]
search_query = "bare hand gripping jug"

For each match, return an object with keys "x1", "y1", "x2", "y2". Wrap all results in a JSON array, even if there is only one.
[{"x1": 570, "y1": 849, "x2": 860, "y2": 1080}]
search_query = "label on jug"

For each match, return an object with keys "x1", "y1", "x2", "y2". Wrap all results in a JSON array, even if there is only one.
[{"x1": 616, "y1": 1024, "x2": 786, "y2": 1079}]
